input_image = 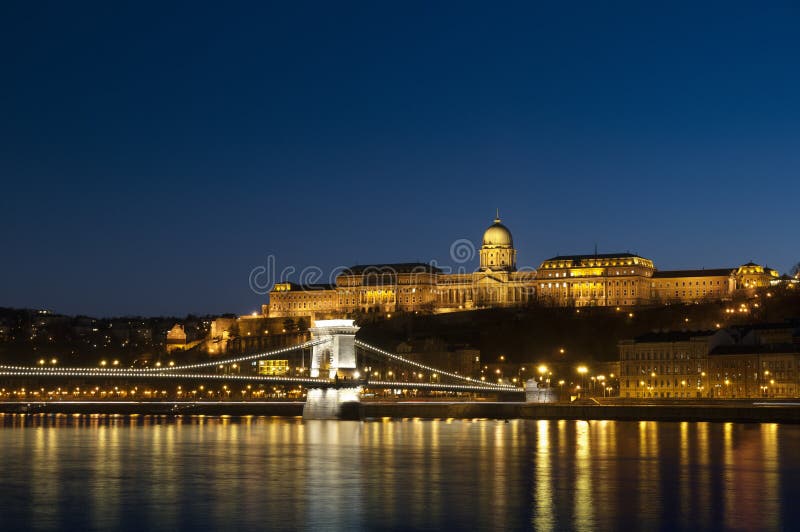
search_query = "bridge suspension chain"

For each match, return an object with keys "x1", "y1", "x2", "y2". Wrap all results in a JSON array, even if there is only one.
[
  {"x1": 0, "y1": 339, "x2": 325, "y2": 375},
  {"x1": 0, "y1": 369, "x2": 329, "y2": 384},
  {"x1": 355, "y1": 340, "x2": 518, "y2": 390}
]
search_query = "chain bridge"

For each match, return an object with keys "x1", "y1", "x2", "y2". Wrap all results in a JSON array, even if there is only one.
[{"x1": 0, "y1": 320, "x2": 524, "y2": 418}]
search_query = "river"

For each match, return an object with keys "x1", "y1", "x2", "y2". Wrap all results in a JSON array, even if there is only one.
[{"x1": 0, "y1": 414, "x2": 797, "y2": 530}]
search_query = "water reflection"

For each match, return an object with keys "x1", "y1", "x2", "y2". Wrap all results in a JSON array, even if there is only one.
[
  {"x1": 0, "y1": 415, "x2": 798, "y2": 531},
  {"x1": 762, "y1": 424, "x2": 780, "y2": 528},
  {"x1": 533, "y1": 420, "x2": 553, "y2": 531},
  {"x1": 574, "y1": 420, "x2": 593, "y2": 530}
]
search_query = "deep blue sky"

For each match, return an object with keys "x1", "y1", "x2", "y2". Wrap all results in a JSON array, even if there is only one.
[{"x1": 1, "y1": 1, "x2": 798, "y2": 317}]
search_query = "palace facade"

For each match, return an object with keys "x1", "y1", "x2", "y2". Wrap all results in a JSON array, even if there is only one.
[{"x1": 266, "y1": 215, "x2": 782, "y2": 319}]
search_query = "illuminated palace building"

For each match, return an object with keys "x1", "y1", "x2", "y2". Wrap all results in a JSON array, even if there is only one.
[{"x1": 266, "y1": 215, "x2": 782, "y2": 319}]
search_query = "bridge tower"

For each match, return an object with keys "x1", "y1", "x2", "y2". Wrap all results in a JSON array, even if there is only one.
[
  {"x1": 308, "y1": 319, "x2": 360, "y2": 378},
  {"x1": 304, "y1": 319, "x2": 362, "y2": 419}
]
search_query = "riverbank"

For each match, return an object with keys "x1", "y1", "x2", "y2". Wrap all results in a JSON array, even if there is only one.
[{"x1": 1, "y1": 400, "x2": 799, "y2": 423}]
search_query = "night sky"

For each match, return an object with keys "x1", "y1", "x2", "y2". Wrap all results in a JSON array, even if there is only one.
[{"x1": 2, "y1": 2, "x2": 798, "y2": 317}]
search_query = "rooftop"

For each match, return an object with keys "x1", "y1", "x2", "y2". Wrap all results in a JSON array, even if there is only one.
[
  {"x1": 653, "y1": 268, "x2": 733, "y2": 278},
  {"x1": 710, "y1": 344, "x2": 800, "y2": 356},
  {"x1": 273, "y1": 282, "x2": 336, "y2": 291},
  {"x1": 344, "y1": 262, "x2": 442, "y2": 275},
  {"x1": 543, "y1": 252, "x2": 642, "y2": 262}
]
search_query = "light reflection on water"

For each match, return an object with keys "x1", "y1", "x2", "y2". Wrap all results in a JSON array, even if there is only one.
[{"x1": 1, "y1": 414, "x2": 798, "y2": 531}]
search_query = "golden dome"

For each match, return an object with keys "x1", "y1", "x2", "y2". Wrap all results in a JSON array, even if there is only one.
[{"x1": 482, "y1": 214, "x2": 513, "y2": 247}]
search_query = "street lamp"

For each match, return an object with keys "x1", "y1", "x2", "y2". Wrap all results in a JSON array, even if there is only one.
[
  {"x1": 577, "y1": 366, "x2": 588, "y2": 396},
  {"x1": 538, "y1": 364, "x2": 548, "y2": 384}
]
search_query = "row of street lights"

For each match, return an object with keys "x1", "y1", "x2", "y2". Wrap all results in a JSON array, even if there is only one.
[{"x1": 525, "y1": 363, "x2": 616, "y2": 398}]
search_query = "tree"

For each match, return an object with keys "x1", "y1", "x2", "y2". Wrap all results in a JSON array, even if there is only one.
[
  {"x1": 296, "y1": 318, "x2": 308, "y2": 333},
  {"x1": 792, "y1": 262, "x2": 800, "y2": 278}
]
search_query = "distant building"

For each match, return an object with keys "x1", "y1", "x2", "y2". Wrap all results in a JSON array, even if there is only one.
[
  {"x1": 650, "y1": 269, "x2": 736, "y2": 304},
  {"x1": 708, "y1": 344, "x2": 799, "y2": 398},
  {"x1": 264, "y1": 214, "x2": 785, "y2": 318},
  {"x1": 619, "y1": 330, "x2": 730, "y2": 399},
  {"x1": 535, "y1": 253, "x2": 655, "y2": 307},
  {"x1": 257, "y1": 359, "x2": 289, "y2": 376},
  {"x1": 736, "y1": 262, "x2": 780, "y2": 290},
  {"x1": 207, "y1": 314, "x2": 309, "y2": 356},
  {"x1": 166, "y1": 324, "x2": 187, "y2": 352},
  {"x1": 269, "y1": 282, "x2": 339, "y2": 318},
  {"x1": 619, "y1": 321, "x2": 800, "y2": 399},
  {"x1": 210, "y1": 318, "x2": 237, "y2": 341}
]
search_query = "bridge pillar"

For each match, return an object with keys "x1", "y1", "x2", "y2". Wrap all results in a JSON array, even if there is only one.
[
  {"x1": 308, "y1": 319, "x2": 360, "y2": 379},
  {"x1": 304, "y1": 320, "x2": 362, "y2": 419},
  {"x1": 525, "y1": 379, "x2": 557, "y2": 403},
  {"x1": 303, "y1": 386, "x2": 363, "y2": 420}
]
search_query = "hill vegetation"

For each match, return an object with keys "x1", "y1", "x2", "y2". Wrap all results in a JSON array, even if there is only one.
[{"x1": 357, "y1": 286, "x2": 800, "y2": 365}]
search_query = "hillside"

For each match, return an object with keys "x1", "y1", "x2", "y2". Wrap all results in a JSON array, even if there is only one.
[{"x1": 357, "y1": 288, "x2": 800, "y2": 364}]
